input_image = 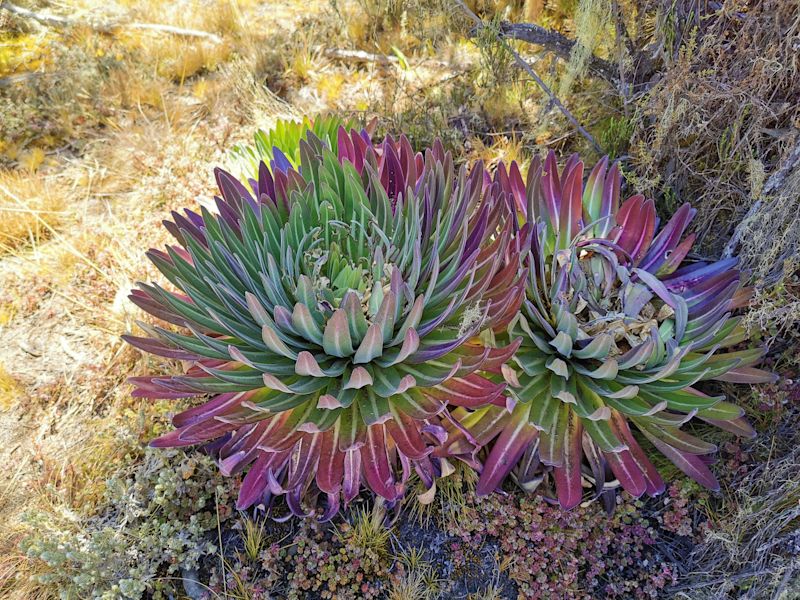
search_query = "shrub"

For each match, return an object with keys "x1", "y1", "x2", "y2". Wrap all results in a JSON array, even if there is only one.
[{"x1": 21, "y1": 448, "x2": 235, "y2": 599}]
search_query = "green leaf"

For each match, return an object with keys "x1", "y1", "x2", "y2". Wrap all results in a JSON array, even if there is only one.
[
  {"x1": 353, "y1": 323, "x2": 384, "y2": 364},
  {"x1": 323, "y1": 309, "x2": 355, "y2": 358}
]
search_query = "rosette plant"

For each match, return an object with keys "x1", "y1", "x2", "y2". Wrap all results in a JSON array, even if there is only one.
[
  {"x1": 124, "y1": 119, "x2": 525, "y2": 519},
  {"x1": 470, "y1": 153, "x2": 777, "y2": 508}
]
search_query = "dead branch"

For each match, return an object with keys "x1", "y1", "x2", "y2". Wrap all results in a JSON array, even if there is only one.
[
  {"x1": 669, "y1": 566, "x2": 786, "y2": 592},
  {"x1": 722, "y1": 139, "x2": 800, "y2": 259},
  {"x1": 455, "y1": 0, "x2": 602, "y2": 154},
  {"x1": 324, "y1": 48, "x2": 450, "y2": 70},
  {"x1": 0, "y1": 0, "x2": 71, "y2": 26},
  {"x1": 0, "y1": 72, "x2": 45, "y2": 88},
  {"x1": 324, "y1": 48, "x2": 398, "y2": 66},
  {"x1": 491, "y1": 22, "x2": 618, "y2": 84},
  {"x1": 119, "y1": 23, "x2": 222, "y2": 44},
  {"x1": 0, "y1": 1, "x2": 223, "y2": 44}
]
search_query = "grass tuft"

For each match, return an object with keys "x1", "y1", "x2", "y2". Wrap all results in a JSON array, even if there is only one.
[
  {"x1": 408, "y1": 459, "x2": 477, "y2": 529},
  {"x1": 387, "y1": 547, "x2": 442, "y2": 600},
  {"x1": 338, "y1": 499, "x2": 392, "y2": 561},
  {"x1": 240, "y1": 514, "x2": 268, "y2": 562}
]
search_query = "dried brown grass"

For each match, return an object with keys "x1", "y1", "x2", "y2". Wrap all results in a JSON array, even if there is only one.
[
  {"x1": 0, "y1": 40, "x2": 238, "y2": 599},
  {"x1": 628, "y1": 0, "x2": 800, "y2": 254},
  {"x1": 671, "y1": 400, "x2": 800, "y2": 600}
]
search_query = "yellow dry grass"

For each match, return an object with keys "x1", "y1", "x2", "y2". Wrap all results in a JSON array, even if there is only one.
[
  {"x1": 0, "y1": 148, "x2": 195, "y2": 598},
  {"x1": 466, "y1": 133, "x2": 530, "y2": 171},
  {"x1": 0, "y1": 1, "x2": 336, "y2": 594},
  {"x1": 0, "y1": 0, "x2": 543, "y2": 596},
  {"x1": 0, "y1": 31, "x2": 56, "y2": 76},
  {"x1": 0, "y1": 171, "x2": 71, "y2": 254},
  {"x1": 0, "y1": 364, "x2": 19, "y2": 411},
  {"x1": 387, "y1": 547, "x2": 443, "y2": 600}
]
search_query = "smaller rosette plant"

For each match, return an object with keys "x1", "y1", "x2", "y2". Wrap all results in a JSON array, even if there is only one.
[{"x1": 468, "y1": 152, "x2": 777, "y2": 508}]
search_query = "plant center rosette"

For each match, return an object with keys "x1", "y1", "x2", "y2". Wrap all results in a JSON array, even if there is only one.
[
  {"x1": 465, "y1": 152, "x2": 776, "y2": 509},
  {"x1": 124, "y1": 120, "x2": 524, "y2": 519}
]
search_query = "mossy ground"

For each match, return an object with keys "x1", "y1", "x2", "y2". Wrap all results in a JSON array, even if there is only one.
[{"x1": 1, "y1": 1, "x2": 798, "y2": 598}]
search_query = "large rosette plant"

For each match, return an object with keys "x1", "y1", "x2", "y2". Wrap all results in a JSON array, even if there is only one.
[{"x1": 124, "y1": 119, "x2": 525, "y2": 519}]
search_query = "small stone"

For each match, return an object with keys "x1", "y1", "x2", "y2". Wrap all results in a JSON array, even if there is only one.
[{"x1": 182, "y1": 568, "x2": 207, "y2": 600}]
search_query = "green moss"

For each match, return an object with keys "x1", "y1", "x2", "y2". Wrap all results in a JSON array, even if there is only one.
[{"x1": 598, "y1": 115, "x2": 635, "y2": 159}]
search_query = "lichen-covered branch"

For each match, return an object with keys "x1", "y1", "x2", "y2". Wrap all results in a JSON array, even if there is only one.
[
  {"x1": 493, "y1": 22, "x2": 618, "y2": 83},
  {"x1": 722, "y1": 140, "x2": 800, "y2": 260}
]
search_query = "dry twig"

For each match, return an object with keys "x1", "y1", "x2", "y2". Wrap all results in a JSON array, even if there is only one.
[{"x1": 0, "y1": 0, "x2": 223, "y2": 43}]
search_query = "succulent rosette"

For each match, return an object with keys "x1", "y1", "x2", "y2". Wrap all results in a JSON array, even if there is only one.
[
  {"x1": 124, "y1": 119, "x2": 524, "y2": 519},
  {"x1": 470, "y1": 152, "x2": 777, "y2": 508}
]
